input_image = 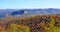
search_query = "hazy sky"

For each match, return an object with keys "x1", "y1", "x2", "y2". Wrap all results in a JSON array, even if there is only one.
[{"x1": 0, "y1": 0, "x2": 60, "y2": 9}]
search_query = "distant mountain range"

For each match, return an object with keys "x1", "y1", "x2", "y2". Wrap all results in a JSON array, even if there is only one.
[{"x1": 0, "y1": 8, "x2": 60, "y2": 18}]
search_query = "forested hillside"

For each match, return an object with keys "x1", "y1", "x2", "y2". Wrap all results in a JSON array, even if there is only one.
[{"x1": 0, "y1": 15, "x2": 60, "y2": 32}]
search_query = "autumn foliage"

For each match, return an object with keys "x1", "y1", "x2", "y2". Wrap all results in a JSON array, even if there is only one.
[{"x1": 0, "y1": 15, "x2": 60, "y2": 32}]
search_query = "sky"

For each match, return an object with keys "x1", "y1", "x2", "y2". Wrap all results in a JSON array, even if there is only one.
[{"x1": 0, "y1": 0, "x2": 60, "y2": 9}]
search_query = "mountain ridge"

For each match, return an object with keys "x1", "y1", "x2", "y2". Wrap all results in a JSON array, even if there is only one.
[{"x1": 0, "y1": 8, "x2": 60, "y2": 18}]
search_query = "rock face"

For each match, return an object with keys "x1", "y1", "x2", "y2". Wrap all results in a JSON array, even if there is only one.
[{"x1": 11, "y1": 10, "x2": 25, "y2": 15}]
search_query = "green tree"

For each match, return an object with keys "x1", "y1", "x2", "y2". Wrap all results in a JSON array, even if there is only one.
[{"x1": 9, "y1": 24, "x2": 18, "y2": 32}]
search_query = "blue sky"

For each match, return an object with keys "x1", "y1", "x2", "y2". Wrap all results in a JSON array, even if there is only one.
[{"x1": 0, "y1": 0, "x2": 60, "y2": 9}]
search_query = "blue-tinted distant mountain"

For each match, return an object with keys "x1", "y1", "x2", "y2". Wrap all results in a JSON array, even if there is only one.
[
  {"x1": 11, "y1": 10, "x2": 25, "y2": 15},
  {"x1": 0, "y1": 8, "x2": 60, "y2": 18},
  {"x1": 0, "y1": 9, "x2": 20, "y2": 18}
]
